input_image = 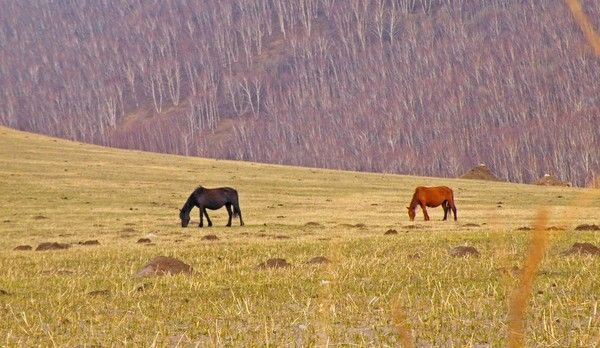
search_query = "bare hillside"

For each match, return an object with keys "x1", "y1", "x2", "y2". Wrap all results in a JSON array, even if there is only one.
[{"x1": 0, "y1": 0, "x2": 598, "y2": 185}]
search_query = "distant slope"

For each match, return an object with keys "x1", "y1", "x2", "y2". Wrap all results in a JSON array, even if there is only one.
[{"x1": 0, "y1": 1, "x2": 598, "y2": 186}]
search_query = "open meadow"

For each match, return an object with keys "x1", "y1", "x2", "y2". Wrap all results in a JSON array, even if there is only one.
[{"x1": 0, "y1": 126, "x2": 599, "y2": 346}]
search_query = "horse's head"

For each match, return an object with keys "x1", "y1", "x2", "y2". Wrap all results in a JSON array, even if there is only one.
[
  {"x1": 179, "y1": 209, "x2": 190, "y2": 227},
  {"x1": 407, "y1": 207, "x2": 415, "y2": 221}
]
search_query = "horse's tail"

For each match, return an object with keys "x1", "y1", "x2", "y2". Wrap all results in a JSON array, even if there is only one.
[{"x1": 232, "y1": 191, "x2": 241, "y2": 218}]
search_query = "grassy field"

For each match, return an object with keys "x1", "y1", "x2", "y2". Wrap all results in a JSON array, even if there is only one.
[{"x1": 0, "y1": 126, "x2": 599, "y2": 347}]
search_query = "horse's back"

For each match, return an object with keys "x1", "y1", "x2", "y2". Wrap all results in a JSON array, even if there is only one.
[
  {"x1": 414, "y1": 186, "x2": 453, "y2": 205},
  {"x1": 415, "y1": 186, "x2": 453, "y2": 195}
]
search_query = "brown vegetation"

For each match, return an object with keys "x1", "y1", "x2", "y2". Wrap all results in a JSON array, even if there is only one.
[
  {"x1": 306, "y1": 256, "x2": 330, "y2": 264},
  {"x1": 201, "y1": 234, "x2": 220, "y2": 241},
  {"x1": 79, "y1": 240, "x2": 100, "y2": 245},
  {"x1": 449, "y1": 246, "x2": 480, "y2": 257},
  {"x1": 562, "y1": 242, "x2": 600, "y2": 255},
  {"x1": 257, "y1": 258, "x2": 291, "y2": 269},
  {"x1": 574, "y1": 223, "x2": 600, "y2": 231},
  {"x1": 35, "y1": 242, "x2": 70, "y2": 251},
  {"x1": 534, "y1": 174, "x2": 570, "y2": 187}
]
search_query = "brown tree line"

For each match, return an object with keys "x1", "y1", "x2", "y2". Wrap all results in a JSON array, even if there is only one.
[{"x1": 0, "y1": 0, "x2": 598, "y2": 186}]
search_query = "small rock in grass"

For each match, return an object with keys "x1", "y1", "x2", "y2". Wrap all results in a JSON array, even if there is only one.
[
  {"x1": 257, "y1": 258, "x2": 290, "y2": 269},
  {"x1": 79, "y1": 240, "x2": 100, "y2": 246},
  {"x1": 201, "y1": 234, "x2": 219, "y2": 241},
  {"x1": 135, "y1": 256, "x2": 193, "y2": 277},
  {"x1": 14, "y1": 245, "x2": 32, "y2": 251},
  {"x1": 450, "y1": 246, "x2": 480, "y2": 258},
  {"x1": 88, "y1": 290, "x2": 110, "y2": 296},
  {"x1": 137, "y1": 238, "x2": 151, "y2": 244},
  {"x1": 405, "y1": 225, "x2": 426, "y2": 230},
  {"x1": 306, "y1": 256, "x2": 330, "y2": 264}
]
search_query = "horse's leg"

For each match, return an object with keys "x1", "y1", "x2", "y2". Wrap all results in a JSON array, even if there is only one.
[
  {"x1": 235, "y1": 203, "x2": 244, "y2": 226},
  {"x1": 442, "y1": 201, "x2": 448, "y2": 221},
  {"x1": 198, "y1": 206, "x2": 204, "y2": 227},
  {"x1": 420, "y1": 203, "x2": 430, "y2": 221},
  {"x1": 448, "y1": 198, "x2": 458, "y2": 221},
  {"x1": 225, "y1": 203, "x2": 233, "y2": 227},
  {"x1": 204, "y1": 208, "x2": 213, "y2": 227}
]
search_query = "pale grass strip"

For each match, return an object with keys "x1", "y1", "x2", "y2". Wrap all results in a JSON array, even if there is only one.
[
  {"x1": 391, "y1": 296, "x2": 414, "y2": 348},
  {"x1": 507, "y1": 209, "x2": 549, "y2": 347},
  {"x1": 506, "y1": 188, "x2": 599, "y2": 346},
  {"x1": 565, "y1": 0, "x2": 600, "y2": 56},
  {"x1": 315, "y1": 239, "x2": 342, "y2": 347}
]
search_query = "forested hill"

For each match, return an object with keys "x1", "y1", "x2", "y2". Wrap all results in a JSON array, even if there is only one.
[{"x1": 0, "y1": 0, "x2": 598, "y2": 186}]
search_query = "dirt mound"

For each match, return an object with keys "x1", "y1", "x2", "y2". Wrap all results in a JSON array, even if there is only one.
[
  {"x1": 546, "y1": 226, "x2": 565, "y2": 231},
  {"x1": 274, "y1": 235, "x2": 291, "y2": 239},
  {"x1": 201, "y1": 234, "x2": 219, "y2": 241},
  {"x1": 449, "y1": 246, "x2": 480, "y2": 257},
  {"x1": 137, "y1": 238, "x2": 151, "y2": 244},
  {"x1": 33, "y1": 215, "x2": 48, "y2": 220},
  {"x1": 534, "y1": 174, "x2": 570, "y2": 187},
  {"x1": 13, "y1": 245, "x2": 32, "y2": 251},
  {"x1": 306, "y1": 256, "x2": 330, "y2": 264},
  {"x1": 384, "y1": 229, "x2": 398, "y2": 235},
  {"x1": 516, "y1": 226, "x2": 532, "y2": 231},
  {"x1": 135, "y1": 256, "x2": 193, "y2": 277},
  {"x1": 563, "y1": 242, "x2": 600, "y2": 255},
  {"x1": 35, "y1": 242, "x2": 70, "y2": 251},
  {"x1": 79, "y1": 240, "x2": 100, "y2": 245},
  {"x1": 304, "y1": 222, "x2": 322, "y2": 227},
  {"x1": 463, "y1": 223, "x2": 480, "y2": 227},
  {"x1": 405, "y1": 224, "x2": 427, "y2": 229},
  {"x1": 460, "y1": 164, "x2": 502, "y2": 181},
  {"x1": 575, "y1": 224, "x2": 600, "y2": 231},
  {"x1": 257, "y1": 258, "x2": 291, "y2": 269},
  {"x1": 88, "y1": 289, "x2": 110, "y2": 296}
]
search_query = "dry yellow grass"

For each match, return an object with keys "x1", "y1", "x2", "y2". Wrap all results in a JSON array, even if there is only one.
[{"x1": 0, "y1": 126, "x2": 599, "y2": 346}]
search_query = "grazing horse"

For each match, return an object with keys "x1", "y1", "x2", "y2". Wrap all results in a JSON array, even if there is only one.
[
  {"x1": 179, "y1": 186, "x2": 244, "y2": 227},
  {"x1": 407, "y1": 186, "x2": 457, "y2": 221}
]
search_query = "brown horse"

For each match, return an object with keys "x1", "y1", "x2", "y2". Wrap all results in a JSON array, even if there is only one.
[
  {"x1": 180, "y1": 186, "x2": 244, "y2": 227},
  {"x1": 407, "y1": 186, "x2": 457, "y2": 221}
]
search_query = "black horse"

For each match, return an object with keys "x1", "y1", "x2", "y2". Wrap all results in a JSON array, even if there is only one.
[{"x1": 179, "y1": 186, "x2": 244, "y2": 227}]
